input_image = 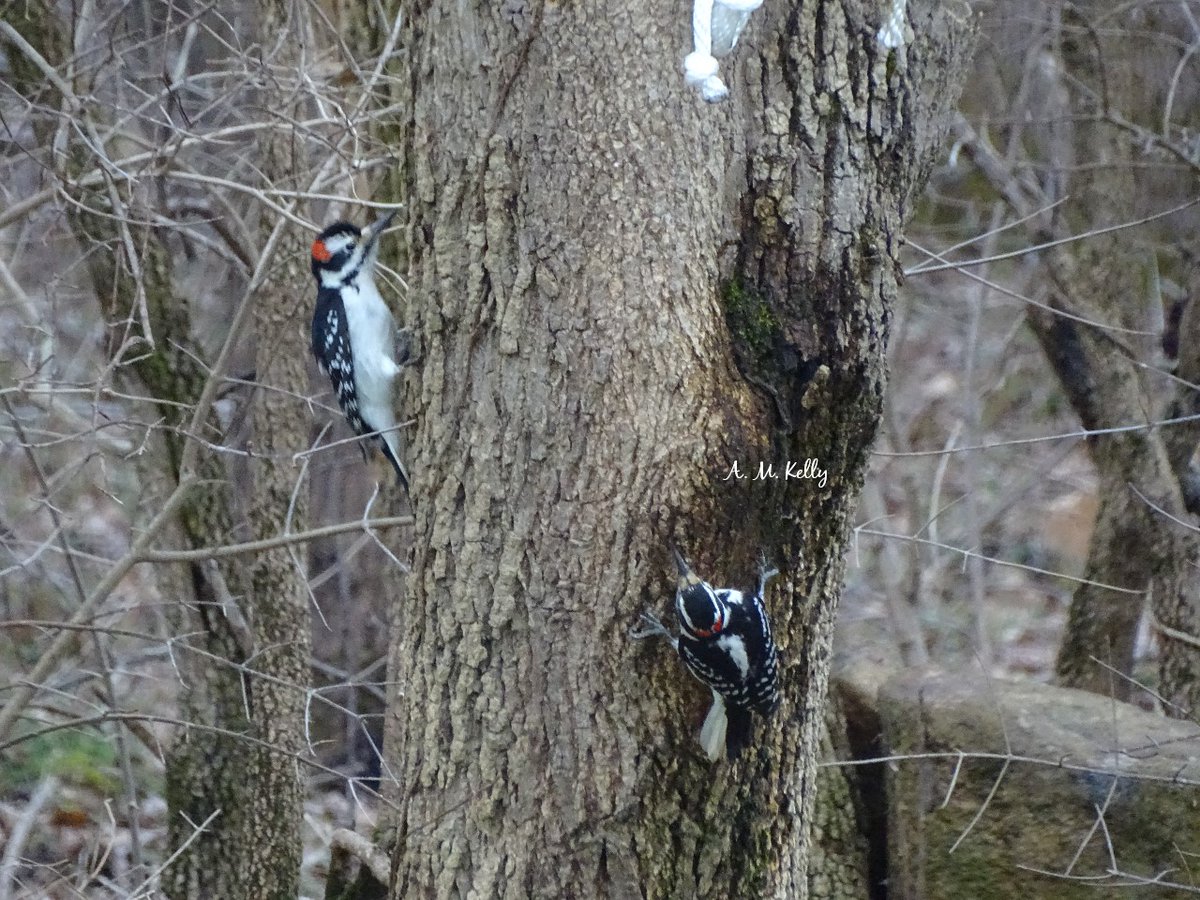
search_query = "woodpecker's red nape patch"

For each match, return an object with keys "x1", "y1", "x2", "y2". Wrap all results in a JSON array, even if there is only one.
[
  {"x1": 311, "y1": 239, "x2": 333, "y2": 263},
  {"x1": 695, "y1": 612, "x2": 724, "y2": 638}
]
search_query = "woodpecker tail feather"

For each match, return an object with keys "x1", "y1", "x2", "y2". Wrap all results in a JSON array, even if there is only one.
[
  {"x1": 724, "y1": 705, "x2": 754, "y2": 760},
  {"x1": 699, "y1": 691, "x2": 728, "y2": 762},
  {"x1": 377, "y1": 431, "x2": 409, "y2": 491}
]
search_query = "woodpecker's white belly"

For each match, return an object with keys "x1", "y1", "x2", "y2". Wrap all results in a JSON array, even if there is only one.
[{"x1": 342, "y1": 277, "x2": 399, "y2": 439}]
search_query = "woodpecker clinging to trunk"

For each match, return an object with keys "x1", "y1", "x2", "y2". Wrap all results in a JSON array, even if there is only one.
[
  {"x1": 309, "y1": 210, "x2": 409, "y2": 490},
  {"x1": 633, "y1": 546, "x2": 781, "y2": 761}
]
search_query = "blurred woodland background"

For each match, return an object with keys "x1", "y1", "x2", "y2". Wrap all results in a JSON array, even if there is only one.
[{"x1": 3, "y1": 0, "x2": 1200, "y2": 897}]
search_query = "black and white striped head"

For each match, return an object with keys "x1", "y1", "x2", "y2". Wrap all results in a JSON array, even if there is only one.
[
  {"x1": 672, "y1": 547, "x2": 727, "y2": 639},
  {"x1": 310, "y1": 210, "x2": 397, "y2": 288}
]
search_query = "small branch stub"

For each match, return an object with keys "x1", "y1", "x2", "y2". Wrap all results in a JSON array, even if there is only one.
[{"x1": 328, "y1": 828, "x2": 390, "y2": 890}]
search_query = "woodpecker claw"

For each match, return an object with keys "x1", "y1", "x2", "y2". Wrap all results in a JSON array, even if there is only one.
[
  {"x1": 757, "y1": 553, "x2": 779, "y2": 594},
  {"x1": 395, "y1": 327, "x2": 416, "y2": 368},
  {"x1": 630, "y1": 612, "x2": 677, "y2": 649}
]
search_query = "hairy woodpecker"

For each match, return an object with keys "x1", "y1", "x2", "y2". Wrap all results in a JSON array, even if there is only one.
[
  {"x1": 310, "y1": 210, "x2": 409, "y2": 489},
  {"x1": 633, "y1": 547, "x2": 781, "y2": 761}
]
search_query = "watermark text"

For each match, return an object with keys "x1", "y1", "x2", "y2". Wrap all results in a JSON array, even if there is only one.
[{"x1": 722, "y1": 459, "x2": 828, "y2": 488}]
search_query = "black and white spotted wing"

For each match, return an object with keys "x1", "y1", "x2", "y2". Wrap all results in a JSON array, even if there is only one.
[
  {"x1": 311, "y1": 288, "x2": 370, "y2": 457},
  {"x1": 740, "y1": 589, "x2": 781, "y2": 717}
]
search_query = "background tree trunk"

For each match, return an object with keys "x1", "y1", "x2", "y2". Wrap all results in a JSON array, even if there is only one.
[
  {"x1": 164, "y1": 4, "x2": 312, "y2": 894},
  {"x1": 377, "y1": 2, "x2": 975, "y2": 896},
  {"x1": 952, "y1": 1, "x2": 1200, "y2": 711}
]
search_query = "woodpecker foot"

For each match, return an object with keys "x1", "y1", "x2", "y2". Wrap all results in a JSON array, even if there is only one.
[
  {"x1": 395, "y1": 327, "x2": 418, "y2": 368},
  {"x1": 757, "y1": 553, "x2": 779, "y2": 595},
  {"x1": 630, "y1": 612, "x2": 678, "y2": 650}
]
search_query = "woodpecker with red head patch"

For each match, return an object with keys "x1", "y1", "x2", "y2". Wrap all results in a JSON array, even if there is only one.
[
  {"x1": 632, "y1": 546, "x2": 781, "y2": 761},
  {"x1": 310, "y1": 210, "x2": 409, "y2": 489}
]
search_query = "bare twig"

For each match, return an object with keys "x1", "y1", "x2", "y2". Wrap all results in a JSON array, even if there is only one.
[
  {"x1": 854, "y1": 527, "x2": 1145, "y2": 594},
  {"x1": 3, "y1": 395, "x2": 145, "y2": 873},
  {"x1": 0, "y1": 775, "x2": 60, "y2": 900},
  {"x1": 873, "y1": 410, "x2": 1200, "y2": 457},
  {"x1": 0, "y1": 478, "x2": 196, "y2": 744},
  {"x1": 823, "y1": 747, "x2": 1200, "y2": 787},
  {"x1": 948, "y1": 758, "x2": 1011, "y2": 853},
  {"x1": 126, "y1": 809, "x2": 222, "y2": 900},
  {"x1": 138, "y1": 514, "x2": 413, "y2": 562}
]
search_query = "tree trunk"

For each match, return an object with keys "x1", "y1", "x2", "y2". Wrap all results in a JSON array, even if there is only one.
[
  {"x1": 377, "y1": 2, "x2": 975, "y2": 897},
  {"x1": 165, "y1": 4, "x2": 312, "y2": 895}
]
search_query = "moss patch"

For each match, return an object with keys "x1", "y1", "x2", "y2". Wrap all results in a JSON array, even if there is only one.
[
  {"x1": 2, "y1": 729, "x2": 120, "y2": 796},
  {"x1": 723, "y1": 279, "x2": 782, "y2": 373}
]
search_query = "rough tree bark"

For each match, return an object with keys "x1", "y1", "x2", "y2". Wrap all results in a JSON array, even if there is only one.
[{"x1": 372, "y1": 2, "x2": 975, "y2": 898}]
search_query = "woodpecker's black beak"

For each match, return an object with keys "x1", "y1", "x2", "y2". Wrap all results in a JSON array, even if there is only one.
[
  {"x1": 362, "y1": 208, "x2": 398, "y2": 247},
  {"x1": 671, "y1": 545, "x2": 702, "y2": 589}
]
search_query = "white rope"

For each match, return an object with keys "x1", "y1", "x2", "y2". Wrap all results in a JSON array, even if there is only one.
[
  {"x1": 876, "y1": 0, "x2": 908, "y2": 49},
  {"x1": 684, "y1": 0, "x2": 766, "y2": 102},
  {"x1": 711, "y1": 0, "x2": 763, "y2": 57},
  {"x1": 685, "y1": 0, "x2": 729, "y2": 103}
]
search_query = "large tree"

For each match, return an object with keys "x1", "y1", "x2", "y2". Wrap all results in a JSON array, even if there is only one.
[{"x1": 371, "y1": 1, "x2": 976, "y2": 896}]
